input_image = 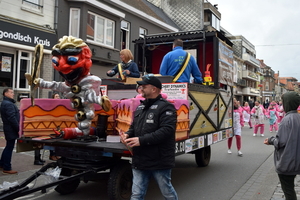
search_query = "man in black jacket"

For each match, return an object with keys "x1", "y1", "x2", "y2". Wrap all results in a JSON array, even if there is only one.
[
  {"x1": 121, "y1": 75, "x2": 178, "y2": 200},
  {"x1": 0, "y1": 88, "x2": 19, "y2": 174}
]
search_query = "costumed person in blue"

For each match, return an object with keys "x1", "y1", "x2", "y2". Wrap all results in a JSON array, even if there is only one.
[
  {"x1": 266, "y1": 102, "x2": 279, "y2": 133},
  {"x1": 159, "y1": 38, "x2": 203, "y2": 83},
  {"x1": 107, "y1": 49, "x2": 140, "y2": 79}
]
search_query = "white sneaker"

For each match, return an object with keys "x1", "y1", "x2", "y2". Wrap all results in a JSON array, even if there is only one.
[
  {"x1": 253, "y1": 134, "x2": 257, "y2": 137},
  {"x1": 238, "y1": 151, "x2": 243, "y2": 156},
  {"x1": 261, "y1": 134, "x2": 264, "y2": 137},
  {"x1": 270, "y1": 131, "x2": 272, "y2": 133},
  {"x1": 276, "y1": 130, "x2": 278, "y2": 133},
  {"x1": 228, "y1": 149, "x2": 232, "y2": 154}
]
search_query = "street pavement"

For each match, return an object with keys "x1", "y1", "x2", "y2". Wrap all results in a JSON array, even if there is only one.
[
  {"x1": 0, "y1": 124, "x2": 299, "y2": 199},
  {"x1": 0, "y1": 132, "x2": 53, "y2": 188}
]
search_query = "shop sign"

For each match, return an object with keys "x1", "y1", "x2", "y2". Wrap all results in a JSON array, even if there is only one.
[{"x1": 0, "y1": 20, "x2": 57, "y2": 49}]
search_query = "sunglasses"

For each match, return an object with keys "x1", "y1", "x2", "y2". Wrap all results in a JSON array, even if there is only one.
[
  {"x1": 143, "y1": 74, "x2": 155, "y2": 80},
  {"x1": 52, "y1": 48, "x2": 82, "y2": 56}
]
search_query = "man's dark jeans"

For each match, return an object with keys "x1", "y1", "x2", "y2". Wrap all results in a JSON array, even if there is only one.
[
  {"x1": 278, "y1": 174, "x2": 297, "y2": 200},
  {"x1": 0, "y1": 139, "x2": 16, "y2": 171}
]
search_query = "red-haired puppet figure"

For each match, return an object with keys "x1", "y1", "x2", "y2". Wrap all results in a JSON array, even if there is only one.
[{"x1": 26, "y1": 36, "x2": 111, "y2": 137}]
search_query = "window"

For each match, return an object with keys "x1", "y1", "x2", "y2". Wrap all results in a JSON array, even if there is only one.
[
  {"x1": 121, "y1": 20, "x2": 130, "y2": 49},
  {"x1": 139, "y1": 27, "x2": 147, "y2": 38},
  {"x1": 265, "y1": 82, "x2": 269, "y2": 91},
  {"x1": 22, "y1": 0, "x2": 43, "y2": 13},
  {"x1": 16, "y1": 51, "x2": 31, "y2": 90},
  {"x1": 69, "y1": 8, "x2": 80, "y2": 38},
  {"x1": 211, "y1": 14, "x2": 220, "y2": 31},
  {"x1": 87, "y1": 12, "x2": 115, "y2": 48}
]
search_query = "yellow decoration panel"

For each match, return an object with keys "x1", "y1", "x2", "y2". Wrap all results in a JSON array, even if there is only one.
[
  {"x1": 190, "y1": 91, "x2": 216, "y2": 111},
  {"x1": 218, "y1": 97, "x2": 226, "y2": 122},
  {"x1": 190, "y1": 114, "x2": 216, "y2": 136}
]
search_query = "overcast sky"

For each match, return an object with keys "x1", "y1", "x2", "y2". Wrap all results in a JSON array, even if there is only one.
[{"x1": 209, "y1": 0, "x2": 300, "y2": 80}]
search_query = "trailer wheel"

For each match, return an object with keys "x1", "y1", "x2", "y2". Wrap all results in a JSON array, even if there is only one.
[
  {"x1": 55, "y1": 168, "x2": 80, "y2": 195},
  {"x1": 107, "y1": 162, "x2": 132, "y2": 200},
  {"x1": 195, "y1": 146, "x2": 211, "y2": 167}
]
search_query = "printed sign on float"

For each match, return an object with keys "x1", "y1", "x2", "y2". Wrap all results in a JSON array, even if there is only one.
[{"x1": 161, "y1": 83, "x2": 188, "y2": 100}]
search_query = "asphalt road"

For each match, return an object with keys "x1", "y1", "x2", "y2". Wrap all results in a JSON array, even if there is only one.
[{"x1": 7, "y1": 121, "x2": 279, "y2": 200}]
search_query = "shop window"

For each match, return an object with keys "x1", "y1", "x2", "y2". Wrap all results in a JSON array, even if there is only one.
[
  {"x1": 0, "y1": 53, "x2": 14, "y2": 88},
  {"x1": 15, "y1": 51, "x2": 31, "y2": 90},
  {"x1": 265, "y1": 82, "x2": 269, "y2": 91},
  {"x1": 86, "y1": 12, "x2": 115, "y2": 48},
  {"x1": 69, "y1": 8, "x2": 80, "y2": 38}
]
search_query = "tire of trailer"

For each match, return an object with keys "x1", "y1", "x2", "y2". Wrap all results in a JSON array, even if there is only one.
[
  {"x1": 195, "y1": 146, "x2": 211, "y2": 167},
  {"x1": 55, "y1": 168, "x2": 81, "y2": 195},
  {"x1": 107, "y1": 162, "x2": 132, "y2": 200}
]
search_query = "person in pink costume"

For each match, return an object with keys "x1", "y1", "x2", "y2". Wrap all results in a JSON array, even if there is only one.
[
  {"x1": 251, "y1": 101, "x2": 266, "y2": 137},
  {"x1": 276, "y1": 101, "x2": 285, "y2": 124},
  {"x1": 228, "y1": 100, "x2": 244, "y2": 156},
  {"x1": 237, "y1": 101, "x2": 243, "y2": 114},
  {"x1": 266, "y1": 102, "x2": 279, "y2": 132},
  {"x1": 242, "y1": 101, "x2": 252, "y2": 129},
  {"x1": 233, "y1": 99, "x2": 243, "y2": 115}
]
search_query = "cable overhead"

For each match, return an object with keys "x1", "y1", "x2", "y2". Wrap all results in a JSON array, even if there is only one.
[{"x1": 255, "y1": 44, "x2": 300, "y2": 47}]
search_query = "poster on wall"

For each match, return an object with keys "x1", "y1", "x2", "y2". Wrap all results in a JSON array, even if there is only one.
[{"x1": 1, "y1": 56, "x2": 11, "y2": 72}]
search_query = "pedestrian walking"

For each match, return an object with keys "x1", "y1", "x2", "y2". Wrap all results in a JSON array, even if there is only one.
[
  {"x1": 228, "y1": 100, "x2": 244, "y2": 156},
  {"x1": 266, "y1": 102, "x2": 279, "y2": 133},
  {"x1": 0, "y1": 88, "x2": 19, "y2": 174},
  {"x1": 264, "y1": 91, "x2": 300, "y2": 200},
  {"x1": 120, "y1": 75, "x2": 178, "y2": 200},
  {"x1": 242, "y1": 102, "x2": 252, "y2": 129},
  {"x1": 248, "y1": 98, "x2": 254, "y2": 110},
  {"x1": 263, "y1": 99, "x2": 269, "y2": 109},
  {"x1": 251, "y1": 101, "x2": 266, "y2": 137}
]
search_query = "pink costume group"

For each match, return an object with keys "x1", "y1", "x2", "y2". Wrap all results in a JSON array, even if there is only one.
[{"x1": 241, "y1": 101, "x2": 284, "y2": 135}]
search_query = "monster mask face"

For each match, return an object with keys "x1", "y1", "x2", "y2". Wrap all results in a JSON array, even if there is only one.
[{"x1": 51, "y1": 36, "x2": 92, "y2": 86}]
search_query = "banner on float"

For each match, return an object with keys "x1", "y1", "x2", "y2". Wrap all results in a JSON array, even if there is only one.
[{"x1": 161, "y1": 83, "x2": 188, "y2": 100}]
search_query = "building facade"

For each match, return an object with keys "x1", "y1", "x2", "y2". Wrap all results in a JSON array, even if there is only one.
[
  {"x1": 55, "y1": 0, "x2": 179, "y2": 81},
  {"x1": 226, "y1": 35, "x2": 261, "y2": 104},
  {"x1": 258, "y1": 59, "x2": 276, "y2": 104},
  {"x1": 0, "y1": 0, "x2": 57, "y2": 100}
]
